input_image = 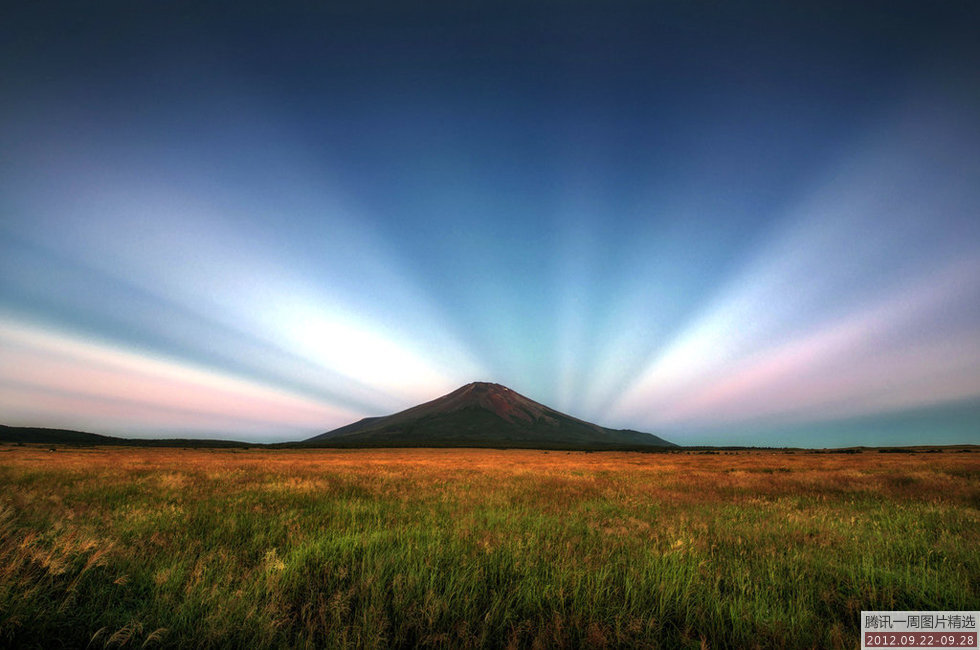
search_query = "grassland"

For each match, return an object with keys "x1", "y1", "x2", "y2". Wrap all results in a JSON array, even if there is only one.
[{"x1": 0, "y1": 446, "x2": 977, "y2": 648}]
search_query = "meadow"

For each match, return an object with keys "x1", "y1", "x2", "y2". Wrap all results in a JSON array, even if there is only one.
[{"x1": 0, "y1": 446, "x2": 977, "y2": 648}]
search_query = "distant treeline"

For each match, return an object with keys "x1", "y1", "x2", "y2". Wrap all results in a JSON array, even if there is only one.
[{"x1": 2, "y1": 425, "x2": 976, "y2": 453}]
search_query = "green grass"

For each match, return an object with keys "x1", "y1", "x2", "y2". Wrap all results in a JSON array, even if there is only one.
[{"x1": 0, "y1": 447, "x2": 977, "y2": 648}]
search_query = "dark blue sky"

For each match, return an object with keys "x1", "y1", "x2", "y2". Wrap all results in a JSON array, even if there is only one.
[{"x1": 2, "y1": 2, "x2": 979, "y2": 444}]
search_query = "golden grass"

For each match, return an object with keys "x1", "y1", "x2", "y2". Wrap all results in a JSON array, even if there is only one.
[{"x1": 0, "y1": 445, "x2": 977, "y2": 648}]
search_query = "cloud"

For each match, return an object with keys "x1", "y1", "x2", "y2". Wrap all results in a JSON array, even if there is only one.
[{"x1": 0, "y1": 315, "x2": 361, "y2": 440}]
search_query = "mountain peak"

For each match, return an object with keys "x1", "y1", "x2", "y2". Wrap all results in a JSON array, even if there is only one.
[
  {"x1": 437, "y1": 382, "x2": 553, "y2": 424},
  {"x1": 454, "y1": 381, "x2": 509, "y2": 395},
  {"x1": 453, "y1": 382, "x2": 516, "y2": 398},
  {"x1": 306, "y1": 381, "x2": 676, "y2": 449}
]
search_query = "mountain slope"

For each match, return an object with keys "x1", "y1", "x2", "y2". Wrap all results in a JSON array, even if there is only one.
[{"x1": 305, "y1": 382, "x2": 676, "y2": 449}]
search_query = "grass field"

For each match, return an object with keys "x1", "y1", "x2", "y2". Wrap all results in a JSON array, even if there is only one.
[{"x1": 0, "y1": 446, "x2": 977, "y2": 648}]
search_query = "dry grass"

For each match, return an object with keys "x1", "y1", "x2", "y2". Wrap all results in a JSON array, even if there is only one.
[{"x1": 0, "y1": 445, "x2": 977, "y2": 648}]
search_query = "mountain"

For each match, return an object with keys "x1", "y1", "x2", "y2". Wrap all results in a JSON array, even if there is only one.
[{"x1": 305, "y1": 382, "x2": 676, "y2": 449}]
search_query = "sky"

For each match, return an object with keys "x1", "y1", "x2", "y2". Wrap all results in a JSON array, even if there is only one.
[{"x1": 1, "y1": 1, "x2": 979, "y2": 446}]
